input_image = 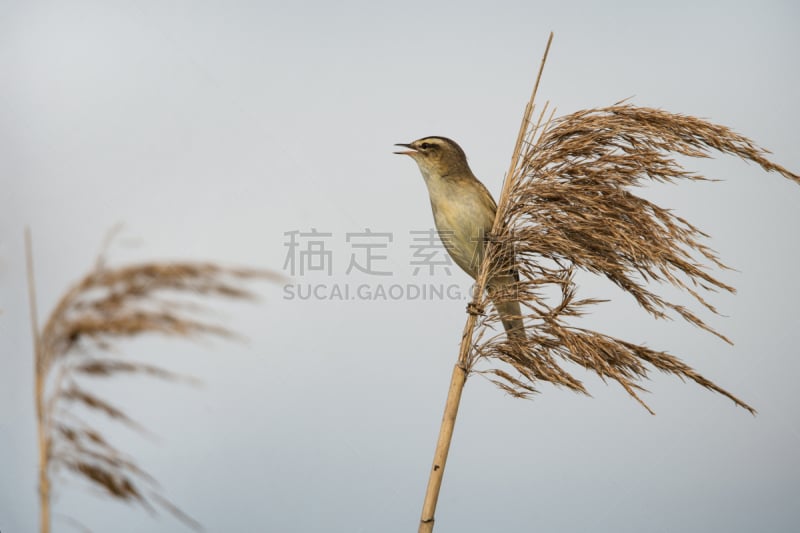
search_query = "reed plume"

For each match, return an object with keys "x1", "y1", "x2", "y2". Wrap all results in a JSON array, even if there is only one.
[
  {"x1": 25, "y1": 228, "x2": 279, "y2": 533},
  {"x1": 474, "y1": 103, "x2": 798, "y2": 413},
  {"x1": 419, "y1": 33, "x2": 799, "y2": 532}
]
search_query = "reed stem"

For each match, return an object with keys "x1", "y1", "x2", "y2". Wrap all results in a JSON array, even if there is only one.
[
  {"x1": 25, "y1": 229, "x2": 51, "y2": 533},
  {"x1": 418, "y1": 363, "x2": 467, "y2": 533}
]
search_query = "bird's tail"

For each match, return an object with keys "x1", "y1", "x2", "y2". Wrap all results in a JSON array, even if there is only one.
[
  {"x1": 489, "y1": 275, "x2": 525, "y2": 343},
  {"x1": 494, "y1": 298, "x2": 526, "y2": 343}
]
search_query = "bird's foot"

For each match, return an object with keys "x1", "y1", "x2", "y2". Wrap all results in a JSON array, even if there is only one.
[{"x1": 466, "y1": 301, "x2": 485, "y2": 316}]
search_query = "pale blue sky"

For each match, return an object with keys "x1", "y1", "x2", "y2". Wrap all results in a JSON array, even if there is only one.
[{"x1": 2, "y1": 1, "x2": 799, "y2": 532}]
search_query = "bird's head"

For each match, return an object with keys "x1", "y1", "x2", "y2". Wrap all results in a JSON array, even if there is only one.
[{"x1": 394, "y1": 136, "x2": 471, "y2": 180}]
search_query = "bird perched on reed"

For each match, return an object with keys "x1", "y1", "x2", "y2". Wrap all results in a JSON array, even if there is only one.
[{"x1": 395, "y1": 136, "x2": 524, "y2": 342}]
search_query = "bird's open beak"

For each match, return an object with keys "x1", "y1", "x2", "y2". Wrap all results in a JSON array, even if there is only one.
[{"x1": 394, "y1": 143, "x2": 417, "y2": 156}]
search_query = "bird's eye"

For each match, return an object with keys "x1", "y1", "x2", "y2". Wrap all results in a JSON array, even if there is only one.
[{"x1": 420, "y1": 142, "x2": 431, "y2": 149}]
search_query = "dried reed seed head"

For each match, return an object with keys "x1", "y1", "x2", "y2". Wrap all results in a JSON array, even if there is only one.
[
  {"x1": 471, "y1": 104, "x2": 797, "y2": 414},
  {"x1": 39, "y1": 256, "x2": 275, "y2": 530}
]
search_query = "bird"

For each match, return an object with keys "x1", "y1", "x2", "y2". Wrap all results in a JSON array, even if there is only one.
[{"x1": 395, "y1": 136, "x2": 525, "y2": 342}]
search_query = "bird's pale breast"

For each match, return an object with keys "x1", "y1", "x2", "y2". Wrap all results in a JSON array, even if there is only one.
[{"x1": 428, "y1": 180, "x2": 496, "y2": 279}]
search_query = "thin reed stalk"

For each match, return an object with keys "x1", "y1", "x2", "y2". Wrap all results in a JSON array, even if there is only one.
[{"x1": 26, "y1": 228, "x2": 50, "y2": 533}]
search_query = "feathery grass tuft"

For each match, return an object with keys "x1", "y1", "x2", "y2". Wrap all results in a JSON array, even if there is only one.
[
  {"x1": 472, "y1": 103, "x2": 799, "y2": 414},
  {"x1": 26, "y1": 229, "x2": 280, "y2": 532}
]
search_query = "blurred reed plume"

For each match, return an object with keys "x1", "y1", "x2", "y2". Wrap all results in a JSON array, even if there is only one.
[
  {"x1": 419, "y1": 33, "x2": 799, "y2": 532},
  {"x1": 25, "y1": 228, "x2": 279, "y2": 533}
]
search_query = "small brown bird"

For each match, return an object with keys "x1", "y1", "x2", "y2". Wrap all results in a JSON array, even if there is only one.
[{"x1": 395, "y1": 136, "x2": 524, "y2": 341}]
